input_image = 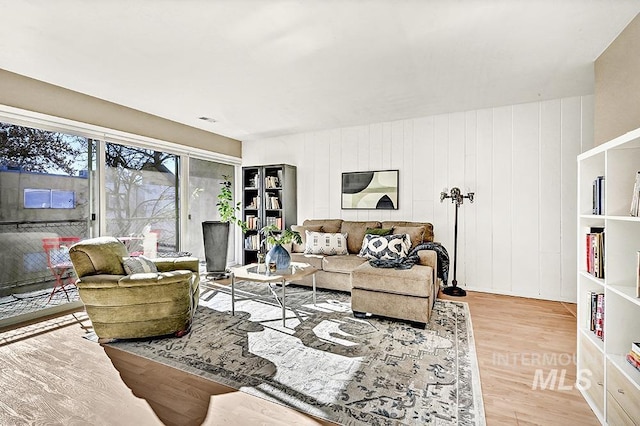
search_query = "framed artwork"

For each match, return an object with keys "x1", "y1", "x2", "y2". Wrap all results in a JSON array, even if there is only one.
[{"x1": 341, "y1": 170, "x2": 399, "y2": 210}]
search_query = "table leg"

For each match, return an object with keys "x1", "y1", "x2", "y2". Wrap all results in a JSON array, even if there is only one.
[
  {"x1": 231, "y1": 272, "x2": 235, "y2": 316},
  {"x1": 313, "y1": 273, "x2": 316, "y2": 305},
  {"x1": 282, "y1": 278, "x2": 286, "y2": 327}
]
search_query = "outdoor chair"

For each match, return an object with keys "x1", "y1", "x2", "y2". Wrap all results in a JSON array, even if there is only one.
[{"x1": 42, "y1": 236, "x2": 81, "y2": 302}]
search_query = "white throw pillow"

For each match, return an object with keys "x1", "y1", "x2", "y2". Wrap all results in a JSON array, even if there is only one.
[
  {"x1": 358, "y1": 233, "x2": 411, "y2": 260},
  {"x1": 304, "y1": 231, "x2": 349, "y2": 256}
]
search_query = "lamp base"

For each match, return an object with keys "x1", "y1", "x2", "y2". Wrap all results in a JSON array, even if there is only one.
[{"x1": 442, "y1": 285, "x2": 467, "y2": 297}]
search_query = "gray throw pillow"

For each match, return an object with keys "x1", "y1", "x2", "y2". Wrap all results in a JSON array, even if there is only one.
[{"x1": 122, "y1": 255, "x2": 158, "y2": 274}]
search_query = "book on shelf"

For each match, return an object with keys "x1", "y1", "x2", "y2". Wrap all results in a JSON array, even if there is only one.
[
  {"x1": 592, "y1": 175, "x2": 605, "y2": 215},
  {"x1": 633, "y1": 342, "x2": 640, "y2": 357},
  {"x1": 585, "y1": 291, "x2": 604, "y2": 341},
  {"x1": 246, "y1": 196, "x2": 261, "y2": 209},
  {"x1": 587, "y1": 291, "x2": 597, "y2": 331},
  {"x1": 265, "y1": 216, "x2": 283, "y2": 230},
  {"x1": 246, "y1": 173, "x2": 259, "y2": 189},
  {"x1": 244, "y1": 234, "x2": 260, "y2": 250},
  {"x1": 626, "y1": 352, "x2": 640, "y2": 372},
  {"x1": 245, "y1": 215, "x2": 260, "y2": 230},
  {"x1": 265, "y1": 175, "x2": 281, "y2": 189},
  {"x1": 595, "y1": 292, "x2": 604, "y2": 340},
  {"x1": 585, "y1": 227, "x2": 604, "y2": 278},
  {"x1": 631, "y1": 171, "x2": 640, "y2": 216}
]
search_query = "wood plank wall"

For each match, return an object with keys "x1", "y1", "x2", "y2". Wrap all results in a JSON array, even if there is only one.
[{"x1": 242, "y1": 96, "x2": 594, "y2": 302}]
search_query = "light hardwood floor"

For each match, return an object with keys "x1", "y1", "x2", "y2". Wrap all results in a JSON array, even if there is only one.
[{"x1": 0, "y1": 290, "x2": 598, "y2": 426}]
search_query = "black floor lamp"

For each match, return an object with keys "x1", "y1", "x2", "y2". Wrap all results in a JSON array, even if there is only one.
[{"x1": 440, "y1": 187, "x2": 474, "y2": 297}]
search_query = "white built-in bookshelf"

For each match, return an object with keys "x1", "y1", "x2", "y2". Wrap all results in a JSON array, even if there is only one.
[{"x1": 577, "y1": 127, "x2": 640, "y2": 424}]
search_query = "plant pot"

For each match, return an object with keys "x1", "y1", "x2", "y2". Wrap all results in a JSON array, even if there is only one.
[
  {"x1": 265, "y1": 244, "x2": 291, "y2": 271},
  {"x1": 202, "y1": 221, "x2": 230, "y2": 274}
]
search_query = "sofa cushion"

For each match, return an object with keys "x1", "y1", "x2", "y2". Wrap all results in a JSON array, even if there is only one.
[
  {"x1": 291, "y1": 225, "x2": 323, "y2": 253},
  {"x1": 351, "y1": 262, "x2": 433, "y2": 298},
  {"x1": 391, "y1": 225, "x2": 425, "y2": 249},
  {"x1": 303, "y1": 219, "x2": 343, "y2": 233},
  {"x1": 322, "y1": 255, "x2": 367, "y2": 274},
  {"x1": 340, "y1": 221, "x2": 382, "y2": 254},
  {"x1": 382, "y1": 221, "x2": 434, "y2": 243},
  {"x1": 358, "y1": 233, "x2": 411, "y2": 260},
  {"x1": 304, "y1": 231, "x2": 349, "y2": 255},
  {"x1": 290, "y1": 253, "x2": 324, "y2": 269}
]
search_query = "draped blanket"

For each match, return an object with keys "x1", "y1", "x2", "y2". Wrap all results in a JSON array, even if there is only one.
[{"x1": 368, "y1": 242, "x2": 450, "y2": 283}]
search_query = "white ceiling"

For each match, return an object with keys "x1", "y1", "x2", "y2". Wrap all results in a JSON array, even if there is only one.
[{"x1": 0, "y1": 1, "x2": 639, "y2": 142}]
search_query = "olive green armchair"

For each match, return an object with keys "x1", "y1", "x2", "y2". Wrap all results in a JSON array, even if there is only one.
[{"x1": 68, "y1": 236, "x2": 200, "y2": 341}]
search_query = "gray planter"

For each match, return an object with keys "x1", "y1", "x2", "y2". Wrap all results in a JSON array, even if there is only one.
[{"x1": 202, "y1": 221, "x2": 229, "y2": 278}]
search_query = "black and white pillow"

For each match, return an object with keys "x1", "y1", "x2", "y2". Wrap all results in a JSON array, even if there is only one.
[
  {"x1": 358, "y1": 233, "x2": 411, "y2": 260},
  {"x1": 122, "y1": 255, "x2": 158, "y2": 274}
]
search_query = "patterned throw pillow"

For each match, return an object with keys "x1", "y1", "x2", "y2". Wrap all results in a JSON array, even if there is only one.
[
  {"x1": 291, "y1": 224, "x2": 323, "y2": 253},
  {"x1": 122, "y1": 255, "x2": 158, "y2": 274},
  {"x1": 304, "y1": 231, "x2": 349, "y2": 255},
  {"x1": 358, "y1": 233, "x2": 411, "y2": 260}
]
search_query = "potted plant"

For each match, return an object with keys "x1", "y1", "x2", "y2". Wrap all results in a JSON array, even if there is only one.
[
  {"x1": 260, "y1": 224, "x2": 302, "y2": 271},
  {"x1": 216, "y1": 175, "x2": 248, "y2": 233},
  {"x1": 202, "y1": 175, "x2": 247, "y2": 278}
]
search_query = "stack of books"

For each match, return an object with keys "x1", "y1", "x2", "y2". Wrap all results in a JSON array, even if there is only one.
[{"x1": 626, "y1": 342, "x2": 640, "y2": 372}]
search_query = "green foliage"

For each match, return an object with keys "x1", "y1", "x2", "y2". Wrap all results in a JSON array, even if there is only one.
[
  {"x1": 216, "y1": 175, "x2": 248, "y2": 233},
  {"x1": 260, "y1": 224, "x2": 302, "y2": 246}
]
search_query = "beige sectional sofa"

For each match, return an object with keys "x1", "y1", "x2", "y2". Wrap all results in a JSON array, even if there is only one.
[{"x1": 289, "y1": 219, "x2": 439, "y2": 325}]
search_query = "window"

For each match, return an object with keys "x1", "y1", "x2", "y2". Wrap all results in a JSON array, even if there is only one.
[{"x1": 24, "y1": 189, "x2": 75, "y2": 209}]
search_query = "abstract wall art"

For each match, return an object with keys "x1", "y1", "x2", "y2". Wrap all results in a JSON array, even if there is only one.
[{"x1": 341, "y1": 170, "x2": 399, "y2": 210}]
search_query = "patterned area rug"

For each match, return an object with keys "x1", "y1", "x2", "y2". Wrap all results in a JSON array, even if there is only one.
[{"x1": 107, "y1": 282, "x2": 485, "y2": 425}]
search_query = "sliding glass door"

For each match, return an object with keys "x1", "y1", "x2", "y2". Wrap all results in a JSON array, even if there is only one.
[
  {"x1": 0, "y1": 118, "x2": 240, "y2": 327},
  {"x1": 185, "y1": 157, "x2": 235, "y2": 262},
  {"x1": 0, "y1": 122, "x2": 90, "y2": 325},
  {"x1": 104, "y1": 143, "x2": 179, "y2": 256}
]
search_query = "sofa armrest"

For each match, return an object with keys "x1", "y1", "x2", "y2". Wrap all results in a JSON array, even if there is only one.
[
  {"x1": 416, "y1": 249, "x2": 437, "y2": 287},
  {"x1": 76, "y1": 274, "x2": 124, "y2": 289},
  {"x1": 153, "y1": 257, "x2": 199, "y2": 273}
]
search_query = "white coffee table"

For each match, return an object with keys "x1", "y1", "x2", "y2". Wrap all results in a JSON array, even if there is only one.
[{"x1": 229, "y1": 262, "x2": 318, "y2": 327}]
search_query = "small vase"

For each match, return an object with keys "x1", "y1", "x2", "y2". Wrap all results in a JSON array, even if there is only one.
[{"x1": 265, "y1": 244, "x2": 291, "y2": 271}]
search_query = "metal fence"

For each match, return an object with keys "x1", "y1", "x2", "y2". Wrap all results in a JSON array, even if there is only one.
[{"x1": 0, "y1": 220, "x2": 87, "y2": 297}]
